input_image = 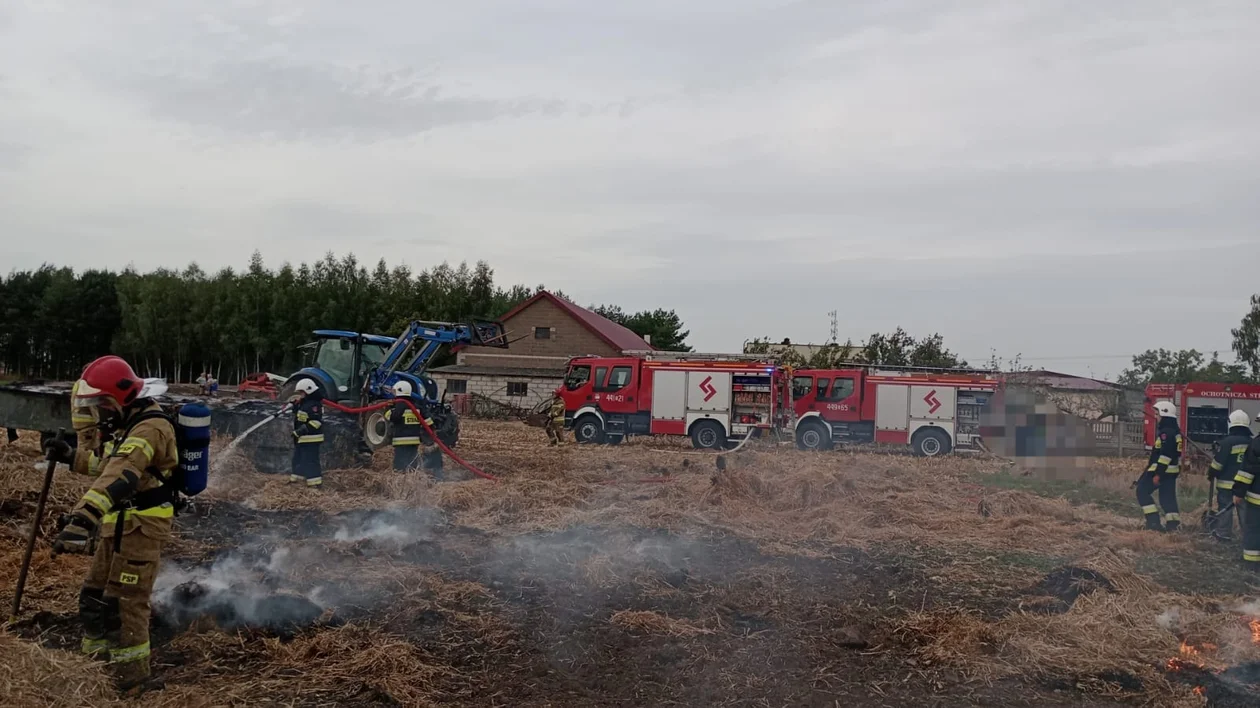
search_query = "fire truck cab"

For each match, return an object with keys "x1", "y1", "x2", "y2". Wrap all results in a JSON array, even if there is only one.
[
  {"x1": 790, "y1": 368, "x2": 998, "y2": 456},
  {"x1": 559, "y1": 354, "x2": 780, "y2": 449},
  {"x1": 1144, "y1": 382, "x2": 1260, "y2": 448}
]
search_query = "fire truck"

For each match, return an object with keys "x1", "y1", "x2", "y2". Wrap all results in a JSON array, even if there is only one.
[
  {"x1": 789, "y1": 367, "x2": 999, "y2": 456},
  {"x1": 558, "y1": 352, "x2": 785, "y2": 449},
  {"x1": 1144, "y1": 382, "x2": 1260, "y2": 448}
]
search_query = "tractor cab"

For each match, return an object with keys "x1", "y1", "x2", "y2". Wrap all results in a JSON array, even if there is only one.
[{"x1": 296, "y1": 330, "x2": 396, "y2": 401}]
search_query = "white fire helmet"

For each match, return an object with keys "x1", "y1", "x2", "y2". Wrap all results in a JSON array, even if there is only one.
[
  {"x1": 1153, "y1": 401, "x2": 1177, "y2": 419},
  {"x1": 392, "y1": 380, "x2": 413, "y2": 397},
  {"x1": 294, "y1": 378, "x2": 319, "y2": 396},
  {"x1": 1229, "y1": 409, "x2": 1252, "y2": 428}
]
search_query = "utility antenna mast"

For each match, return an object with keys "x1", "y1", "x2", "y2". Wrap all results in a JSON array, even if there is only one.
[{"x1": 828, "y1": 310, "x2": 838, "y2": 345}]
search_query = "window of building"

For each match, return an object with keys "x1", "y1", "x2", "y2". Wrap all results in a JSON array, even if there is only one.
[
  {"x1": 507, "y1": 381, "x2": 529, "y2": 397},
  {"x1": 446, "y1": 379, "x2": 467, "y2": 395},
  {"x1": 534, "y1": 327, "x2": 551, "y2": 339}
]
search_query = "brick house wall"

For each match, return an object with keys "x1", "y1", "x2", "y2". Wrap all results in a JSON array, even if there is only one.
[
  {"x1": 460, "y1": 296, "x2": 619, "y2": 370},
  {"x1": 431, "y1": 372, "x2": 561, "y2": 409}
]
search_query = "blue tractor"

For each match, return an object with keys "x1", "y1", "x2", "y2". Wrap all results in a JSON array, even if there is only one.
[{"x1": 279, "y1": 319, "x2": 507, "y2": 450}]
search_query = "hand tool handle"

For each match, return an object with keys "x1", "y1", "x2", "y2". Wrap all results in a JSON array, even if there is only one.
[{"x1": 10, "y1": 428, "x2": 63, "y2": 622}]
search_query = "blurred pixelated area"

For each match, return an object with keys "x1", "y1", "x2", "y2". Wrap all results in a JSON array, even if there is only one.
[{"x1": 979, "y1": 385, "x2": 1100, "y2": 476}]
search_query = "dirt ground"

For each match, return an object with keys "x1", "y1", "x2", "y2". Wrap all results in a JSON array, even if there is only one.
[{"x1": 2, "y1": 420, "x2": 1259, "y2": 707}]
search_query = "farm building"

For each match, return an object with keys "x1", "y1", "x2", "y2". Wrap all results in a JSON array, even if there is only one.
[{"x1": 429, "y1": 290, "x2": 653, "y2": 412}]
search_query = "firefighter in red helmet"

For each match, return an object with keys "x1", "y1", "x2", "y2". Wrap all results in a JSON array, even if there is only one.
[{"x1": 47, "y1": 355, "x2": 178, "y2": 694}]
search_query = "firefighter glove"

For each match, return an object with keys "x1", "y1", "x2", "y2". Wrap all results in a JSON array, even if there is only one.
[
  {"x1": 42, "y1": 437, "x2": 74, "y2": 464},
  {"x1": 52, "y1": 512, "x2": 95, "y2": 555}
]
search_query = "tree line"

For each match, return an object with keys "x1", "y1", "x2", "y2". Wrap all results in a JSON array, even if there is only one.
[
  {"x1": 744, "y1": 327, "x2": 967, "y2": 369},
  {"x1": 0, "y1": 251, "x2": 692, "y2": 384}
]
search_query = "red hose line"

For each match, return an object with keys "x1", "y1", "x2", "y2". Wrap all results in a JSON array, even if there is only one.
[
  {"x1": 301, "y1": 397, "x2": 677, "y2": 486},
  {"x1": 319, "y1": 398, "x2": 499, "y2": 482}
]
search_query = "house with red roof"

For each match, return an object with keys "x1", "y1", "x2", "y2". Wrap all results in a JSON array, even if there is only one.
[{"x1": 429, "y1": 290, "x2": 654, "y2": 409}]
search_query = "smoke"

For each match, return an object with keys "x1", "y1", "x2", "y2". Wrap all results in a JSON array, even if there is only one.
[
  {"x1": 1156, "y1": 607, "x2": 1182, "y2": 630},
  {"x1": 154, "y1": 507, "x2": 443, "y2": 631}
]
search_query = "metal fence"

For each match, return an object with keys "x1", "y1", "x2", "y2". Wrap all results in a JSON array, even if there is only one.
[{"x1": 1090, "y1": 420, "x2": 1147, "y2": 456}]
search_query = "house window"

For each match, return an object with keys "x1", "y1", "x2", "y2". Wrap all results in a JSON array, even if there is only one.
[
  {"x1": 534, "y1": 327, "x2": 551, "y2": 339},
  {"x1": 507, "y1": 381, "x2": 529, "y2": 397},
  {"x1": 446, "y1": 379, "x2": 467, "y2": 395}
]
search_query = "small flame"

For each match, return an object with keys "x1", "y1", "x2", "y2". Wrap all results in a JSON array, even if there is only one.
[
  {"x1": 1250, "y1": 618, "x2": 1260, "y2": 645},
  {"x1": 1179, "y1": 640, "x2": 1200, "y2": 657},
  {"x1": 1193, "y1": 685, "x2": 1205, "y2": 696}
]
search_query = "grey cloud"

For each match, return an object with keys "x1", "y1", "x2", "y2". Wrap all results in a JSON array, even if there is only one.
[{"x1": 112, "y1": 60, "x2": 567, "y2": 141}]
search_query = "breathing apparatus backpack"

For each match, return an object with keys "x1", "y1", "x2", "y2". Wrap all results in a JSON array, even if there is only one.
[{"x1": 119, "y1": 402, "x2": 212, "y2": 511}]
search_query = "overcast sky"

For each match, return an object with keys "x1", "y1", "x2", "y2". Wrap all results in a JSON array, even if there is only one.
[{"x1": 2, "y1": 1, "x2": 1257, "y2": 378}]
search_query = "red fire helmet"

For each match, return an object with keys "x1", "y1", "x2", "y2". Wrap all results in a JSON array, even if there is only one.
[{"x1": 73, "y1": 355, "x2": 142, "y2": 409}]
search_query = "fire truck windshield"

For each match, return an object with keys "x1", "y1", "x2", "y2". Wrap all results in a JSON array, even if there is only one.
[{"x1": 564, "y1": 364, "x2": 591, "y2": 390}]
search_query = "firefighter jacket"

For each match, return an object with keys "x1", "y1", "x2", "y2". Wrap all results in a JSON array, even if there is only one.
[
  {"x1": 385, "y1": 399, "x2": 425, "y2": 446},
  {"x1": 70, "y1": 401, "x2": 180, "y2": 542},
  {"x1": 1211, "y1": 426, "x2": 1254, "y2": 492},
  {"x1": 1235, "y1": 435, "x2": 1260, "y2": 507},
  {"x1": 548, "y1": 396, "x2": 565, "y2": 423},
  {"x1": 293, "y1": 393, "x2": 324, "y2": 444},
  {"x1": 1146, "y1": 417, "x2": 1183, "y2": 476},
  {"x1": 70, "y1": 379, "x2": 106, "y2": 477}
]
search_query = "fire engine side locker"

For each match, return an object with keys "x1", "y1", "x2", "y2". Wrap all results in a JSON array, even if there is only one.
[
  {"x1": 908, "y1": 385, "x2": 956, "y2": 445},
  {"x1": 685, "y1": 370, "x2": 731, "y2": 437},
  {"x1": 649, "y1": 370, "x2": 687, "y2": 435}
]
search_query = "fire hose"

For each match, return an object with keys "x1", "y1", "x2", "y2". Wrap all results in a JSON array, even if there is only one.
[
  {"x1": 318, "y1": 398, "x2": 499, "y2": 482},
  {"x1": 282, "y1": 396, "x2": 678, "y2": 485}
]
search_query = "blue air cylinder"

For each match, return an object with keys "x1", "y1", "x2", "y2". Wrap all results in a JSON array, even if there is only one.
[{"x1": 176, "y1": 403, "x2": 212, "y2": 495}]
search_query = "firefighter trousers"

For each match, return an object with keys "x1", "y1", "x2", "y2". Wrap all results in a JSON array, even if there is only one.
[
  {"x1": 393, "y1": 444, "x2": 419, "y2": 471},
  {"x1": 80, "y1": 523, "x2": 164, "y2": 686},
  {"x1": 546, "y1": 418, "x2": 565, "y2": 445},
  {"x1": 1244, "y1": 500, "x2": 1260, "y2": 568},
  {"x1": 1136, "y1": 471, "x2": 1180, "y2": 530},
  {"x1": 291, "y1": 443, "x2": 322, "y2": 486},
  {"x1": 1207, "y1": 485, "x2": 1237, "y2": 538},
  {"x1": 421, "y1": 445, "x2": 444, "y2": 480}
]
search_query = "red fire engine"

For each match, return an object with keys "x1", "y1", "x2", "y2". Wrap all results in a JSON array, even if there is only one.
[
  {"x1": 559, "y1": 352, "x2": 1000, "y2": 455},
  {"x1": 558, "y1": 352, "x2": 784, "y2": 449},
  {"x1": 789, "y1": 368, "x2": 999, "y2": 456},
  {"x1": 1144, "y1": 382, "x2": 1260, "y2": 449}
]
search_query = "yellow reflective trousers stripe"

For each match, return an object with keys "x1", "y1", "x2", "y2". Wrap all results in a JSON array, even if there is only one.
[
  {"x1": 110, "y1": 641, "x2": 150, "y2": 664},
  {"x1": 102, "y1": 504, "x2": 174, "y2": 525},
  {"x1": 83, "y1": 489, "x2": 113, "y2": 515},
  {"x1": 297, "y1": 434, "x2": 324, "y2": 444}
]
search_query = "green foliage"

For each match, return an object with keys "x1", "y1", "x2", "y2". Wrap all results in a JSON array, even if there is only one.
[
  {"x1": 1232, "y1": 294, "x2": 1260, "y2": 379},
  {"x1": 1116, "y1": 348, "x2": 1252, "y2": 388},
  {"x1": 0, "y1": 251, "x2": 554, "y2": 383},
  {"x1": 857, "y1": 328, "x2": 967, "y2": 368},
  {"x1": 742, "y1": 337, "x2": 856, "y2": 368},
  {"x1": 590, "y1": 304, "x2": 692, "y2": 351}
]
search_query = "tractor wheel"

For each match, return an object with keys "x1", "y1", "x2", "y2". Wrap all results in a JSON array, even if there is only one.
[{"x1": 363, "y1": 409, "x2": 391, "y2": 450}]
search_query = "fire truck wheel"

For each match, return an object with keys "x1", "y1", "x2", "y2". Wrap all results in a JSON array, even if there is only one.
[
  {"x1": 795, "y1": 421, "x2": 832, "y2": 451},
  {"x1": 574, "y1": 415, "x2": 606, "y2": 444},
  {"x1": 912, "y1": 428, "x2": 952, "y2": 457},
  {"x1": 690, "y1": 420, "x2": 726, "y2": 450}
]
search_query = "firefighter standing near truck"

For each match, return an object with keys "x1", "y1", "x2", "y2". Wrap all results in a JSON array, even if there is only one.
[
  {"x1": 290, "y1": 378, "x2": 324, "y2": 487},
  {"x1": 546, "y1": 390, "x2": 566, "y2": 446},
  {"x1": 385, "y1": 380, "x2": 423, "y2": 471},
  {"x1": 1207, "y1": 410, "x2": 1254, "y2": 540},
  {"x1": 1233, "y1": 413, "x2": 1260, "y2": 571},
  {"x1": 43, "y1": 356, "x2": 178, "y2": 694},
  {"x1": 1137, "y1": 401, "x2": 1184, "y2": 531}
]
